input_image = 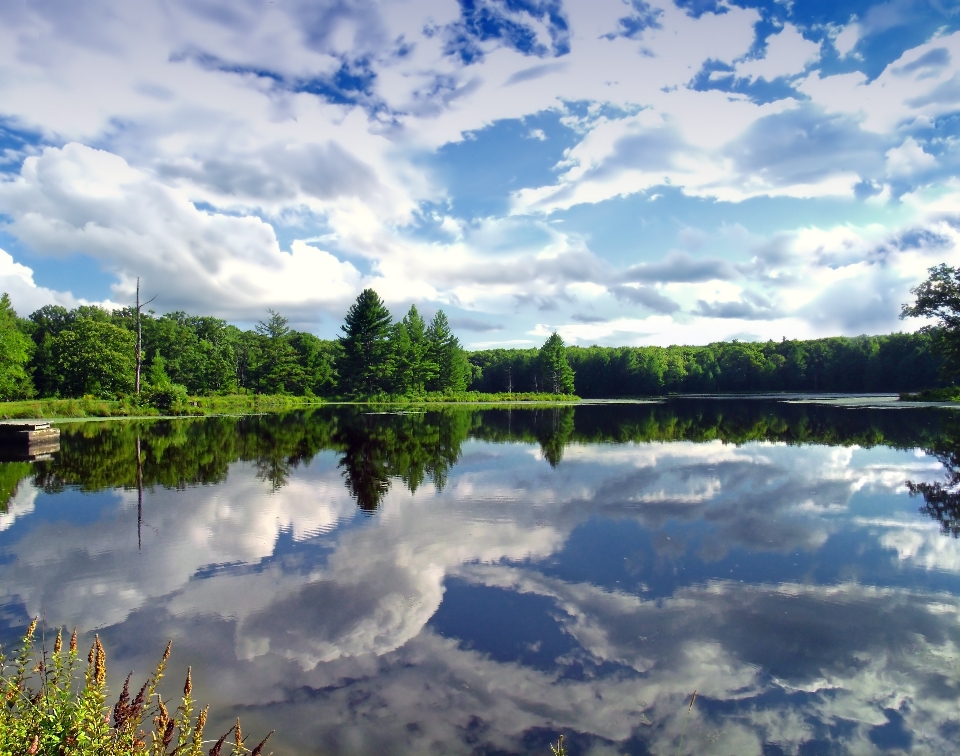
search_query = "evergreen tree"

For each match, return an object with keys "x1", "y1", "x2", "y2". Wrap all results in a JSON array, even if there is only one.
[
  {"x1": 426, "y1": 310, "x2": 469, "y2": 393},
  {"x1": 0, "y1": 294, "x2": 33, "y2": 400},
  {"x1": 537, "y1": 332, "x2": 575, "y2": 394},
  {"x1": 290, "y1": 332, "x2": 339, "y2": 396},
  {"x1": 255, "y1": 310, "x2": 304, "y2": 394},
  {"x1": 338, "y1": 289, "x2": 393, "y2": 396},
  {"x1": 391, "y1": 305, "x2": 437, "y2": 396}
]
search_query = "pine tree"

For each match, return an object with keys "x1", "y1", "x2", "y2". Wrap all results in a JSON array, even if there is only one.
[
  {"x1": 391, "y1": 305, "x2": 437, "y2": 396},
  {"x1": 338, "y1": 289, "x2": 394, "y2": 396},
  {"x1": 255, "y1": 310, "x2": 304, "y2": 394},
  {"x1": 426, "y1": 311, "x2": 469, "y2": 393},
  {"x1": 538, "y1": 332, "x2": 575, "y2": 394}
]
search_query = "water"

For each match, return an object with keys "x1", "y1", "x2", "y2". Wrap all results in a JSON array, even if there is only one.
[{"x1": 1, "y1": 399, "x2": 960, "y2": 755}]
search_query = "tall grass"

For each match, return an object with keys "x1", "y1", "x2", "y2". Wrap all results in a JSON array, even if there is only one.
[{"x1": 0, "y1": 619, "x2": 272, "y2": 756}]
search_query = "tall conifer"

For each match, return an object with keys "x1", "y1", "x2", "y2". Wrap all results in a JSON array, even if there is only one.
[
  {"x1": 338, "y1": 289, "x2": 393, "y2": 396},
  {"x1": 537, "y1": 332, "x2": 575, "y2": 394},
  {"x1": 426, "y1": 311, "x2": 469, "y2": 393}
]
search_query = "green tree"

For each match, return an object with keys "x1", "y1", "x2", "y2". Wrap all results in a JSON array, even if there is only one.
[
  {"x1": 53, "y1": 318, "x2": 135, "y2": 398},
  {"x1": 391, "y1": 305, "x2": 437, "y2": 396},
  {"x1": 537, "y1": 332, "x2": 575, "y2": 395},
  {"x1": 901, "y1": 263, "x2": 960, "y2": 382},
  {"x1": 290, "y1": 332, "x2": 339, "y2": 396},
  {"x1": 426, "y1": 310, "x2": 469, "y2": 393},
  {"x1": 25, "y1": 304, "x2": 73, "y2": 396},
  {"x1": 255, "y1": 310, "x2": 304, "y2": 394},
  {"x1": 0, "y1": 294, "x2": 33, "y2": 400},
  {"x1": 337, "y1": 289, "x2": 394, "y2": 396}
]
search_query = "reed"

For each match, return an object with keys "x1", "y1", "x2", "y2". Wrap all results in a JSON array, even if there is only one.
[{"x1": 0, "y1": 620, "x2": 272, "y2": 756}]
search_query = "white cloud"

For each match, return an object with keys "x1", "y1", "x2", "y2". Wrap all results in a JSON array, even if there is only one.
[
  {"x1": 735, "y1": 24, "x2": 821, "y2": 82},
  {"x1": 0, "y1": 0, "x2": 953, "y2": 341},
  {"x1": 833, "y1": 22, "x2": 861, "y2": 58},
  {"x1": 0, "y1": 144, "x2": 365, "y2": 320}
]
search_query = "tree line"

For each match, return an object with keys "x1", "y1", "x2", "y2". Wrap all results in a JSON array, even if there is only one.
[
  {"x1": 0, "y1": 281, "x2": 948, "y2": 403},
  {"x1": 0, "y1": 289, "x2": 486, "y2": 402},
  {"x1": 470, "y1": 332, "x2": 942, "y2": 397}
]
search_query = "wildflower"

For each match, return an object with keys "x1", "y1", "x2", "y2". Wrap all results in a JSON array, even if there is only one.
[
  {"x1": 54, "y1": 628, "x2": 62, "y2": 655},
  {"x1": 95, "y1": 636, "x2": 106, "y2": 687},
  {"x1": 208, "y1": 727, "x2": 233, "y2": 756},
  {"x1": 250, "y1": 730, "x2": 275, "y2": 756},
  {"x1": 184, "y1": 666, "x2": 192, "y2": 697},
  {"x1": 69, "y1": 628, "x2": 77, "y2": 653}
]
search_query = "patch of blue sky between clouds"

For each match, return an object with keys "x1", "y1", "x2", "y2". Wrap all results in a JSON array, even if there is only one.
[
  {"x1": 688, "y1": 59, "x2": 808, "y2": 105},
  {"x1": 170, "y1": 48, "x2": 382, "y2": 111},
  {"x1": 0, "y1": 119, "x2": 50, "y2": 175},
  {"x1": 0, "y1": 228, "x2": 114, "y2": 304},
  {"x1": 425, "y1": 109, "x2": 583, "y2": 219},
  {"x1": 549, "y1": 187, "x2": 916, "y2": 267},
  {"x1": 683, "y1": 0, "x2": 960, "y2": 104},
  {"x1": 443, "y1": 0, "x2": 571, "y2": 64},
  {"x1": 602, "y1": 0, "x2": 663, "y2": 40}
]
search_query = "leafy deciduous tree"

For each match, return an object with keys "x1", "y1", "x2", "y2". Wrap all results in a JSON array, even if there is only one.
[
  {"x1": 0, "y1": 294, "x2": 33, "y2": 400},
  {"x1": 901, "y1": 263, "x2": 960, "y2": 382},
  {"x1": 53, "y1": 318, "x2": 135, "y2": 398}
]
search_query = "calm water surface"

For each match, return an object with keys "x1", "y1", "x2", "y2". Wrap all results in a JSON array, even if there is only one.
[{"x1": 2, "y1": 400, "x2": 960, "y2": 755}]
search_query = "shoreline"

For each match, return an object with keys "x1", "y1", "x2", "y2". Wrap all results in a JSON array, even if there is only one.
[{"x1": 0, "y1": 391, "x2": 956, "y2": 422}]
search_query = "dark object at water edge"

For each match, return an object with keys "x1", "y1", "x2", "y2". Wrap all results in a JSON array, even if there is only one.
[{"x1": 0, "y1": 421, "x2": 60, "y2": 461}]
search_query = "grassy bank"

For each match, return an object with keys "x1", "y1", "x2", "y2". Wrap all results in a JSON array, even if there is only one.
[
  {"x1": 900, "y1": 387, "x2": 960, "y2": 402},
  {"x1": 0, "y1": 392, "x2": 579, "y2": 419},
  {"x1": 0, "y1": 394, "x2": 326, "y2": 419}
]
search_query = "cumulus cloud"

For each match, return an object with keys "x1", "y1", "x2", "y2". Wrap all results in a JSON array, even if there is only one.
[
  {"x1": 0, "y1": 144, "x2": 365, "y2": 320},
  {"x1": 0, "y1": 0, "x2": 955, "y2": 341}
]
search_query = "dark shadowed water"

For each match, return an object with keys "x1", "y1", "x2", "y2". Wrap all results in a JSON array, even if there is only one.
[{"x1": 3, "y1": 399, "x2": 960, "y2": 755}]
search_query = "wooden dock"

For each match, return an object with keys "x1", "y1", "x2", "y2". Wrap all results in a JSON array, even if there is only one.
[{"x1": 0, "y1": 421, "x2": 61, "y2": 461}]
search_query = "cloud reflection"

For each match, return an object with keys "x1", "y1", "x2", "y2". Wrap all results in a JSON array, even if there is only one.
[{"x1": 0, "y1": 426, "x2": 954, "y2": 754}]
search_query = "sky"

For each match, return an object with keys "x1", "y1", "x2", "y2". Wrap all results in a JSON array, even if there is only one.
[{"x1": 0, "y1": 0, "x2": 959, "y2": 347}]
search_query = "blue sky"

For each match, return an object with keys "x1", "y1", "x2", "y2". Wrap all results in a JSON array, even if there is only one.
[{"x1": 0, "y1": 0, "x2": 958, "y2": 346}]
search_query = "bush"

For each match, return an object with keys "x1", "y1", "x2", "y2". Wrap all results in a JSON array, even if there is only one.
[
  {"x1": 143, "y1": 382, "x2": 189, "y2": 414},
  {"x1": 0, "y1": 619, "x2": 272, "y2": 756}
]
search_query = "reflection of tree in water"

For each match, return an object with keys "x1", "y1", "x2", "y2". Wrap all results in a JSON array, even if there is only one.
[
  {"x1": 0, "y1": 461, "x2": 33, "y2": 514},
  {"x1": 536, "y1": 407, "x2": 575, "y2": 468},
  {"x1": 334, "y1": 409, "x2": 472, "y2": 513},
  {"x1": 6, "y1": 400, "x2": 953, "y2": 519},
  {"x1": 908, "y1": 423, "x2": 960, "y2": 537},
  {"x1": 336, "y1": 414, "x2": 392, "y2": 513}
]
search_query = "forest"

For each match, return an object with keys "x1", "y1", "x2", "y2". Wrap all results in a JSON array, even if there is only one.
[{"x1": 0, "y1": 285, "x2": 945, "y2": 404}]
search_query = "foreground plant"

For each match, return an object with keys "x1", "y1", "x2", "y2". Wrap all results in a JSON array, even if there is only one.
[{"x1": 0, "y1": 618, "x2": 272, "y2": 756}]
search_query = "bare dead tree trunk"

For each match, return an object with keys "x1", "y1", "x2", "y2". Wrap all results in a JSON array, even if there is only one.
[
  {"x1": 133, "y1": 278, "x2": 156, "y2": 397},
  {"x1": 135, "y1": 277, "x2": 141, "y2": 395},
  {"x1": 136, "y1": 434, "x2": 143, "y2": 550}
]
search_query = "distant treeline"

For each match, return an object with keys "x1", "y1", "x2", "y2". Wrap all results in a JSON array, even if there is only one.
[
  {"x1": 469, "y1": 333, "x2": 942, "y2": 396},
  {"x1": 0, "y1": 287, "x2": 943, "y2": 402}
]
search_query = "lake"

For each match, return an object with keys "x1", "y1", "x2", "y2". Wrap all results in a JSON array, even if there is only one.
[{"x1": 2, "y1": 398, "x2": 960, "y2": 755}]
